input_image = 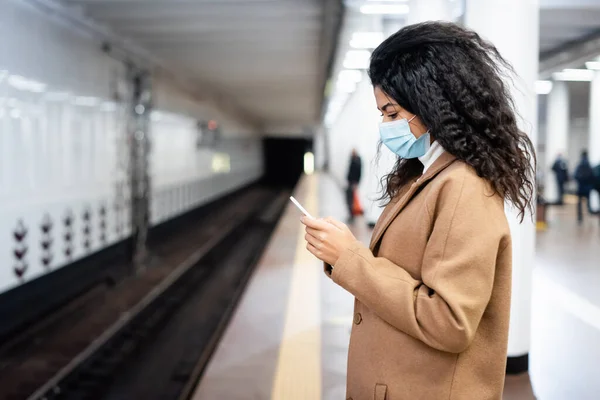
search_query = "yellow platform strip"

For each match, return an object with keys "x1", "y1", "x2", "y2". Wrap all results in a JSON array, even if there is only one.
[{"x1": 271, "y1": 175, "x2": 322, "y2": 400}]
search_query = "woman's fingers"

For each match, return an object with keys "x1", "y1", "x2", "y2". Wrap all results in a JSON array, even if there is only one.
[
  {"x1": 306, "y1": 227, "x2": 327, "y2": 240},
  {"x1": 323, "y1": 216, "x2": 347, "y2": 231},
  {"x1": 301, "y1": 216, "x2": 330, "y2": 230},
  {"x1": 306, "y1": 242, "x2": 321, "y2": 258},
  {"x1": 304, "y1": 231, "x2": 321, "y2": 247}
]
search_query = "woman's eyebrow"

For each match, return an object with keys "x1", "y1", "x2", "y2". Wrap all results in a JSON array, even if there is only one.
[{"x1": 380, "y1": 102, "x2": 393, "y2": 111}]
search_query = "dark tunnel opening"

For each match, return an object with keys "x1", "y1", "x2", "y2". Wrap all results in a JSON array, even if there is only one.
[{"x1": 261, "y1": 137, "x2": 313, "y2": 188}]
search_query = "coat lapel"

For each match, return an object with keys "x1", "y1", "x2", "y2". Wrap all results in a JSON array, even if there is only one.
[{"x1": 369, "y1": 152, "x2": 458, "y2": 250}]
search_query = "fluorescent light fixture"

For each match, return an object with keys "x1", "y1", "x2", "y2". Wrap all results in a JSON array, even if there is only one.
[
  {"x1": 45, "y1": 91, "x2": 71, "y2": 101},
  {"x1": 151, "y1": 110, "x2": 164, "y2": 121},
  {"x1": 324, "y1": 91, "x2": 350, "y2": 127},
  {"x1": 211, "y1": 153, "x2": 231, "y2": 173},
  {"x1": 100, "y1": 101, "x2": 117, "y2": 112},
  {"x1": 339, "y1": 69, "x2": 363, "y2": 83},
  {"x1": 335, "y1": 81, "x2": 356, "y2": 93},
  {"x1": 73, "y1": 96, "x2": 100, "y2": 106},
  {"x1": 336, "y1": 69, "x2": 362, "y2": 93},
  {"x1": 7, "y1": 75, "x2": 47, "y2": 93},
  {"x1": 343, "y1": 50, "x2": 371, "y2": 70},
  {"x1": 304, "y1": 152, "x2": 315, "y2": 175},
  {"x1": 553, "y1": 69, "x2": 594, "y2": 81},
  {"x1": 585, "y1": 61, "x2": 600, "y2": 71},
  {"x1": 350, "y1": 32, "x2": 384, "y2": 49},
  {"x1": 343, "y1": 58, "x2": 370, "y2": 69},
  {"x1": 535, "y1": 80, "x2": 553, "y2": 95},
  {"x1": 360, "y1": 4, "x2": 409, "y2": 14}
]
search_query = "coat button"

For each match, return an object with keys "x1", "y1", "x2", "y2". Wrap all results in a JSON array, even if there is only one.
[{"x1": 353, "y1": 313, "x2": 362, "y2": 325}]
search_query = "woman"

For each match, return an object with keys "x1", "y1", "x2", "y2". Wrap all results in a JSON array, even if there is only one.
[{"x1": 302, "y1": 22, "x2": 535, "y2": 400}]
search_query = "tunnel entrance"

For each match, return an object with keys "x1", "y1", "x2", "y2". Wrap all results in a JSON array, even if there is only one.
[{"x1": 262, "y1": 137, "x2": 313, "y2": 188}]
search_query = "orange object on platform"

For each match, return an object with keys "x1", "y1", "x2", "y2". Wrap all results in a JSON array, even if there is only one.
[{"x1": 352, "y1": 189, "x2": 363, "y2": 216}]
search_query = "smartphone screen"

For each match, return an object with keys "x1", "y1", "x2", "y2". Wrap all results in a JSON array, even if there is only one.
[{"x1": 289, "y1": 196, "x2": 314, "y2": 219}]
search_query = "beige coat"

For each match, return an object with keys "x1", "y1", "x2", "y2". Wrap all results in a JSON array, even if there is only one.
[{"x1": 326, "y1": 152, "x2": 512, "y2": 400}]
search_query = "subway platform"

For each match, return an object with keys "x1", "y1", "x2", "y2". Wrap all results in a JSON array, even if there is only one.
[{"x1": 189, "y1": 173, "x2": 600, "y2": 400}]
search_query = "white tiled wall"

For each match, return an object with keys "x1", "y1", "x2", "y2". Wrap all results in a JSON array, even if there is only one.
[{"x1": 0, "y1": 0, "x2": 263, "y2": 294}]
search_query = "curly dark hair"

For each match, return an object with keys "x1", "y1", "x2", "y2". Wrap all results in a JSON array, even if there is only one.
[{"x1": 369, "y1": 21, "x2": 536, "y2": 221}]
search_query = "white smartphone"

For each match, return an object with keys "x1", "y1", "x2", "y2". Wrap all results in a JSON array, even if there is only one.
[{"x1": 289, "y1": 196, "x2": 314, "y2": 219}]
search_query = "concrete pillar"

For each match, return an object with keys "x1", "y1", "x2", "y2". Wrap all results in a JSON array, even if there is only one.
[
  {"x1": 545, "y1": 80, "x2": 569, "y2": 203},
  {"x1": 465, "y1": 0, "x2": 539, "y2": 374},
  {"x1": 590, "y1": 70, "x2": 600, "y2": 166},
  {"x1": 589, "y1": 70, "x2": 600, "y2": 210}
]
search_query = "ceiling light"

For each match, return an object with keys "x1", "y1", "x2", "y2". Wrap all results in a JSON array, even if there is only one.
[
  {"x1": 100, "y1": 101, "x2": 117, "y2": 112},
  {"x1": 585, "y1": 61, "x2": 600, "y2": 71},
  {"x1": 336, "y1": 79, "x2": 357, "y2": 94},
  {"x1": 7, "y1": 75, "x2": 47, "y2": 93},
  {"x1": 211, "y1": 153, "x2": 231, "y2": 173},
  {"x1": 360, "y1": 4, "x2": 409, "y2": 14},
  {"x1": 304, "y1": 152, "x2": 315, "y2": 175},
  {"x1": 338, "y1": 69, "x2": 363, "y2": 84},
  {"x1": 45, "y1": 91, "x2": 71, "y2": 101},
  {"x1": 350, "y1": 32, "x2": 385, "y2": 49},
  {"x1": 73, "y1": 96, "x2": 100, "y2": 106},
  {"x1": 553, "y1": 69, "x2": 594, "y2": 82},
  {"x1": 535, "y1": 80, "x2": 553, "y2": 95},
  {"x1": 343, "y1": 50, "x2": 371, "y2": 70},
  {"x1": 151, "y1": 111, "x2": 164, "y2": 121}
]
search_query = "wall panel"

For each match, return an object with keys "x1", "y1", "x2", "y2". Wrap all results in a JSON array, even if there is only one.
[{"x1": 0, "y1": 0, "x2": 263, "y2": 294}]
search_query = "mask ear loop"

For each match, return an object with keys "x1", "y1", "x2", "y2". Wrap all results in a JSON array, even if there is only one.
[{"x1": 408, "y1": 114, "x2": 431, "y2": 136}]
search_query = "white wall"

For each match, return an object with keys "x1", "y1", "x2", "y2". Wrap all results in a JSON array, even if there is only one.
[
  {"x1": 326, "y1": 77, "x2": 397, "y2": 223},
  {"x1": 152, "y1": 77, "x2": 258, "y2": 138},
  {"x1": 0, "y1": 0, "x2": 263, "y2": 294}
]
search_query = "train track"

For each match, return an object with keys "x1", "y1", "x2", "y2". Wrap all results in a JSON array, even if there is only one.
[{"x1": 0, "y1": 187, "x2": 283, "y2": 400}]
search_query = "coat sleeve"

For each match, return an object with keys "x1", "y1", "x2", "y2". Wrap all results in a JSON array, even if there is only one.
[{"x1": 329, "y1": 174, "x2": 508, "y2": 353}]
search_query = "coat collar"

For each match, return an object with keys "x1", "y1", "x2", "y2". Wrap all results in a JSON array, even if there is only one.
[{"x1": 369, "y1": 151, "x2": 458, "y2": 250}]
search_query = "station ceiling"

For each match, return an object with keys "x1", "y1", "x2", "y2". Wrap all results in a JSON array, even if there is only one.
[
  {"x1": 540, "y1": 0, "x2": 600, "y2": 56},
  {"x1": 58, "y1": 0, "x2": 342, "y2": 131},
  {"x1": 55, "y1": 0, "x2": 600, "y2": 130}
]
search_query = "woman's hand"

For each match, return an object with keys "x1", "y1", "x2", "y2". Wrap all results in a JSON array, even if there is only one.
[{"x1": 301, "y1": 216, "x2": 358, "y2": 266}]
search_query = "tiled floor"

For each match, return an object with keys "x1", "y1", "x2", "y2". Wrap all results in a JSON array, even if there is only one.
[
  {"x1": 193, "y1": 174, "x2": 600, "y2": 400},
  {"x1": 528, "y1": 203, "x2": 600, "y2": 400}
]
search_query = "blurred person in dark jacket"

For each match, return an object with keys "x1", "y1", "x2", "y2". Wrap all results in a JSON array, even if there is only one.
[
  {"x1": 551, "y1": 153, "x2": 569, "y2": 205},
  {"x1": 574, "y1": 150, "x2": 595, "y2": 223},
  {"x1": 346, "y1": 149, "x2": 362, "y2": 223}
]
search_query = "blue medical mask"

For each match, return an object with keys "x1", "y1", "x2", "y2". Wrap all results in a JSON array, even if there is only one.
[{"x1": 379, "y1": 115, "x2": 431, "y2": 159}]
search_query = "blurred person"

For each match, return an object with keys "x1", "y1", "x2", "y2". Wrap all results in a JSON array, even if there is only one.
[
  {"x1": 346, "y1": 149, "x2": 362, "y2": 223},
  {"x1": 551, "y1": 153, "x2": 569, "y2": 205},
  {"x1": 302, "y1": 22, "x2": 535, "y2": 400},
  {"x1": 574, "y1": 150, "x2": 596, "y2": 223}
]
